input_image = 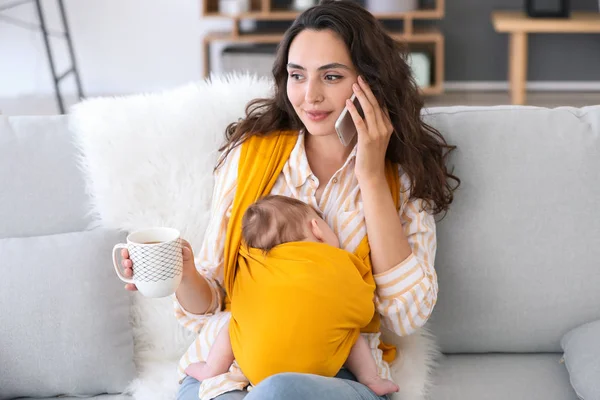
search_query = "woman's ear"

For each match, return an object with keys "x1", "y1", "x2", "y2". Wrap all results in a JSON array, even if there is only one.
[{"x1": 309, "y1": 218, "x2": 325, "y2": 242}]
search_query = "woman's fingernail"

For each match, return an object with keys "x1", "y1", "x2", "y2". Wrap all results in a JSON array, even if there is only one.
[{"x1": 353, "y1": 83, "x2": 359, "y2": 91}]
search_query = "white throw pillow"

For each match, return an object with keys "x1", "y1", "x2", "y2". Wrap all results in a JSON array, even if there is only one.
[
  {"x1": 561, "y1": 319, "x2": 600, "y2": 400},
  {"x1": 0, "y1": 229, "x2": 134, "y2": 399}
]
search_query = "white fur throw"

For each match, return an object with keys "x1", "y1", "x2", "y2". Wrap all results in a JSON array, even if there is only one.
[{"x1": 69, "y1": 73, "x2": 440, "y2": 400}]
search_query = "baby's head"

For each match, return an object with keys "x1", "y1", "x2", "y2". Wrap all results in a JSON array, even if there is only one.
[{"x1": 242, "y1": 195, "x2": 339, "y2": 253}]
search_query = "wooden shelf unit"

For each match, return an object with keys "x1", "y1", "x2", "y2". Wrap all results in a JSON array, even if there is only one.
[
  {"x1": 201, "y1": 0, "x2": 445, "y2": 95},
  {"x1": 203, "y1": 8, "x2": 444, "y2": 20}
]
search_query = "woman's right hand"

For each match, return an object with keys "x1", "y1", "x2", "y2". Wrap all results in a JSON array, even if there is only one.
[
  {"x1": 120, "y1": 249, "x2": 137, "y2": 291},
  {"x1": 120, "y1": 239, "x2": 196, "y2": 291}
]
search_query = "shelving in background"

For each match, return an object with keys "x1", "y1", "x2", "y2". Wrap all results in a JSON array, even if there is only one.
[{"x1": 202, "y1": 0, "x2": 445, "y2": 95}]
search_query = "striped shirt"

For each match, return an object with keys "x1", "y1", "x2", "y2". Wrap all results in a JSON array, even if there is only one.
[{"x1": 174, "y1": 133, "x2": 438, "y2": 399}]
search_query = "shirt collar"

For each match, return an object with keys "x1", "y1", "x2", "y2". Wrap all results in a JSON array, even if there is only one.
[{"x1": 285, "y1": 130, "x2": 359, "y2": 188}]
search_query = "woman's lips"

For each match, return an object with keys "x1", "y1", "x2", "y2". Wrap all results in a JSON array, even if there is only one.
[{"x1": 305, "y1": 110, "x2": 332, "y2": 122}]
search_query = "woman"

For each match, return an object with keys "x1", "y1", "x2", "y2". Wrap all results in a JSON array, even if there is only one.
[{"x1": 122, "y1": 1, "x2": 458, "y2": 399}]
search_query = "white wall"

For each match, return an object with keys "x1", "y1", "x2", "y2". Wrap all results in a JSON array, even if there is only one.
[{"x1": 0, "y1": 0, "x2": 230, "y2": 97}]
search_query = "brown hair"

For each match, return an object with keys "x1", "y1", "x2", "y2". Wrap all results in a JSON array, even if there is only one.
[
  {"x1": 219, "y1": 0, "x2": 459, "y2": 215},
  {"x1": 242, "y1": 195, "x2": 317, "y2": 252}
]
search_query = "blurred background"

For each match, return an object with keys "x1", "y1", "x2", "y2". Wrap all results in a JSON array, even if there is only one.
[{"x1": 1, "y1": 0, "x2": 599, "y2": 115}]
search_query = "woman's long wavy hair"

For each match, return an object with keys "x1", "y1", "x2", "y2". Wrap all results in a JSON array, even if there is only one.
[{"x1": 218, "y1": 0, "x2": 459, "y2": 215}]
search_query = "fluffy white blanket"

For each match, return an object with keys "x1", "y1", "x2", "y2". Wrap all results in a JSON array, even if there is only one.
[{"x1": 69, "y1": 73, "x2": 440, "y2": 400}]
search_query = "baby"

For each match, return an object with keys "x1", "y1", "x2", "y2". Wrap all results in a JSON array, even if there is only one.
[{"x1": 185, "y1": 195, "x2": 399, "y2": 396}]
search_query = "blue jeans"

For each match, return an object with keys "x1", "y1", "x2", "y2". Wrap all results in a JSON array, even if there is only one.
[{"x1": 177, "y1": 369, "x2": 389, "y2": 400}]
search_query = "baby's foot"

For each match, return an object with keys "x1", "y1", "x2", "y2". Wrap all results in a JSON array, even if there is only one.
[
  {"x1": 362, "y1": 376, "x2": 400, "y2": 396},
  {"x1": 185, "y1": 362, "x2": 218, "y2": 381}
]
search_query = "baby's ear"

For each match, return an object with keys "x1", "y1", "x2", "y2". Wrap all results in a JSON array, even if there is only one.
[{"x1": 309, "y1": 218, "x2": 325, "y2": 242}]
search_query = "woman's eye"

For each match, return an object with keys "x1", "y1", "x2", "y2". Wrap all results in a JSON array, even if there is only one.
[
  {"x1": 289, "y1": 73, "x2": 303, "y2": 80},
  {"x1": 325, "y1": 74, "x2": 342, "y2": 81}
]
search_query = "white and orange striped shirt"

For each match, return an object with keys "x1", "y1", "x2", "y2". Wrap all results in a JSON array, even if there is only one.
[{"x1": 174, "y1": 132, "x2": 438, "y2": 399}]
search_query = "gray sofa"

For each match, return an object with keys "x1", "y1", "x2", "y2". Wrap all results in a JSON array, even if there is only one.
[{"x1": 1, "y1": 103, "x2": 599, "y2": 400}]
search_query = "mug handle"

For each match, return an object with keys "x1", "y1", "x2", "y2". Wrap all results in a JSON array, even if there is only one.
[{"x1": 112, "y1": 243, "x2": 135, "y2": 284}]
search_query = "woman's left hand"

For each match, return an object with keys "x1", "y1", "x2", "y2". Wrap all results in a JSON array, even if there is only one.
[{"x1": 346, "y1": 75, "x2": 394, "y2": 184}]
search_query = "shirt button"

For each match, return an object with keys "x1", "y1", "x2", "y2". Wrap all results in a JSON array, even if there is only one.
[{"x1": 332, "y1": 178, "x2": 338, "y2": 184}]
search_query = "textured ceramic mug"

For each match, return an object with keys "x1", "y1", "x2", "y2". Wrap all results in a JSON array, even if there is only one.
[{"x1": 112, "y1": 227, "x2": 183, "y2": 298}]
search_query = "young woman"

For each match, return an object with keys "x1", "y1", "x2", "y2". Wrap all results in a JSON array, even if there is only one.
[{"x1": 121, "y1": 1, "x2": 459, "y2": 399}]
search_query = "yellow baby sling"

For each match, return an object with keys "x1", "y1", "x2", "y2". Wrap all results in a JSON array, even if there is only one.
[{"x1": 223, "y1": 131, "x2": 400, "y2": 385}]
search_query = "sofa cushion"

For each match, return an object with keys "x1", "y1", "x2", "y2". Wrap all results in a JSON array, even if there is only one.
[
  {"x1": 0, "y1": 116, "x2": 92, "y2": 239},
  {"x1": 560, "y1": 319, "x2": 600, "y2": 399},
  {"x1": 0, "y1": 228, "x2": 135, "y2": 400},
  {"x1": 425, "y1": 105, "x2": 600, "y2": 353},
  {"x1": 429, "y1": 353, "x2": 578, "y2": 400}
]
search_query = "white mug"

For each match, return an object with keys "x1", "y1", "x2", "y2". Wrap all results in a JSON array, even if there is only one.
[
  {"x1": 219, "y1": 0, "x2": 249, "y2": 15},
  {"x1": 292, "y1": 0, "x2": 317, "y2": 11},
  {"x1": 112, "y1": 227, "x2": 183, "y2": 298}
]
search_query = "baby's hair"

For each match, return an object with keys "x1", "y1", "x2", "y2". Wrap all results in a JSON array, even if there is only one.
[{"x1": 242, "y1": 195, "x2": 319, "y2": 252}]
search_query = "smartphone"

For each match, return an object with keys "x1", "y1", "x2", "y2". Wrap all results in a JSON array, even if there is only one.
[{"x1": 334, "y1": 93, "x2": 364, "y2": 147}]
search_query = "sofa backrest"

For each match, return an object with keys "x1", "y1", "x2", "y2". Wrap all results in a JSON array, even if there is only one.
[
  {"x1": 426, "y1": 105, "x2": 600, "y2": 353},
  {"x1": 0, "y1": 116, "x2": 92, "y2": 238},
  {"x1": 3, "y1": 104, "x2": 599, "y2": 356}
]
